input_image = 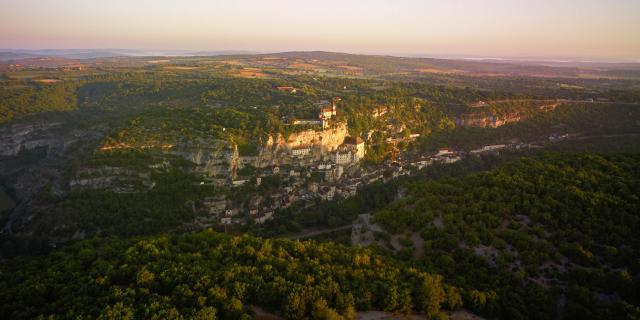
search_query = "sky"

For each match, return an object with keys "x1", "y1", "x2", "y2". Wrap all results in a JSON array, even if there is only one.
[{"x1": 1, "y1": 0, "x2": 639, "y2": 60}]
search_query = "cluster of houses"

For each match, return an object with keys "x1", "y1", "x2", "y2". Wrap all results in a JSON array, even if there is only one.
[
  {"x1": 196, "y1": 98, "x2": 370, "y2": 226},
  {"x1": 206, "y1": 146, "x2": 462, "y2": 227},
  {"x1": 198, "y1": 135, "x2": 547, "y2": 227},
  {"x1": 210, "y1": 139, "x2": 366, "y2": 226}
]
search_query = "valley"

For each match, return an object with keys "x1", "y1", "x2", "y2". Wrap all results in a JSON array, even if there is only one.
[{"x1": 1, "y1": 51, "x2": 640, "y2": 320}]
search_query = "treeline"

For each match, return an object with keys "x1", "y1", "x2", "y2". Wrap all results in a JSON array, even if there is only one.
[
  {"x1": 373, "y1": 153, "x2": 640, "y2": 319},
  {"x1": 0, "y1": 231, "x2": 471, "y2": 319}
]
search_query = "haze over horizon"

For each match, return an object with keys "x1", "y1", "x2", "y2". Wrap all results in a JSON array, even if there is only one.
[{"x1": 1, "y1": 0, "x2": 640, "y2": 61}]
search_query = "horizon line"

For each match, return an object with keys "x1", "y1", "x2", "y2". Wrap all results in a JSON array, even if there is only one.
[{"x1": 1, "y1": 48, "x2": 639, "y2": 64}]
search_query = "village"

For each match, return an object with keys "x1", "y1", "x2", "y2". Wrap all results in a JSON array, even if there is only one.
[{"x1": 192, "y1": 96, "x2": 539, "y2": 228}]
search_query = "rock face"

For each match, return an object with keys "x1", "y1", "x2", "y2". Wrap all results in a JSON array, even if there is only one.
[
  {"x1": 0, "y1": 122, "x2": 63, "y2": 156},
  {"x1": 0, "y1": 119, "x2": 107, "y2": 235},
  {"x1": 83, "y1": 123, "x2": 352, "y2": 182},
  {"x1": 70, "y1": 167, "x2": 154, "y2": 194},
  {"x1": 166, "y1": 141, "x2": 238, "y2": 178},
  {"x1": 454, "y1": 113, "x2": 523, "y2": 128},
  {"x1": 256, "y1": 123, "x2": 349, "y2": 167}
]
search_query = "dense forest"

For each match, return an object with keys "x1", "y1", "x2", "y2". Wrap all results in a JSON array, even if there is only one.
[
  {"x1": 0, "y1": 81, "x2": 78, "y2": 123},
  {"x1": 372, "y1": 153, "x2": 640, "y2": 319},
  {"x1": 0, "y1": 230, "x2": 465, "y2": 319}
]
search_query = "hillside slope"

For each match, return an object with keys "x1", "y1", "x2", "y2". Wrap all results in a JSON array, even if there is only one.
[
  {"x1": 0, "y1": 231, "x2": 466, "y2": 320},
  {"x1": 371, "y1": 153, "x2": 640, "y2": 319}
]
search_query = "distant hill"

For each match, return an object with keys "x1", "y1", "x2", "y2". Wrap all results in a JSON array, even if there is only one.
[
  {"x1": 0, "y1": 49, "x2": 261, "y2": 61},
  {"x1": 1, "y1": 49, "x2": 638, "y2": 78},
  {"x1": 259, "y1": 51, "x2": 640, "y2": 78},
  {"x1": 0, "y1": 49, "x2": 128, "y2": 60}
]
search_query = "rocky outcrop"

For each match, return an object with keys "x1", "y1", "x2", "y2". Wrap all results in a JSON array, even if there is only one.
[
  {"x1": 166, "y1": 141, "x2": 238, "y2": 178},
  {"x1": 454, "y1": 113, "x2": 523, "y2": 128},
  {"x1": 70, "y1": 167, "x2": 154, "y2": 193},
  {"x1": 0, "y1": 122, "x2": 63, "y2": 156},
  {"x1": 256, "y1": 123, "x2": 349, "y2": 167}
]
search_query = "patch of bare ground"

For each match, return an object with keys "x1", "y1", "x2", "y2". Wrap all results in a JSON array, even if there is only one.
[
  {"x1": 338, "y1": 65, "x2": 363, "y2": 71},
  {"x1": 415, "y1": 68, "x2": 459, "y2": 74},
  {"x1": 233, "y1": 68, "x2": 270, "y2": 78},
  {"x1": 289, "y1": 62, "x2": 319, "y2": 69},
  {"x1": 221, "y1": 59, "x2": 244, "y2": 65},
  {"x1": 34, "y1": 79, "x2": 61, "y2": 83},
  {"x1": 164, "y1": 66, "x2": 199, "y2": 70}
]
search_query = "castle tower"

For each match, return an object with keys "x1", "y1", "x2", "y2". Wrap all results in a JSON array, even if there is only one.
[{"x1": 332, "y1": 97, "x2": 341, "y2": 116}]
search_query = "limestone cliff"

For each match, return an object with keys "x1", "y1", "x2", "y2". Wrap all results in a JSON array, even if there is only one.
[
  {"x1": 256, "y1": 123, "x2": 349, "y2": 167},
  {"x1": 454, "y1": 113, "x2": 523, "y2": 128},
  {"x1": 165, "y1": 140, "x2": 238, "y2": 178}
]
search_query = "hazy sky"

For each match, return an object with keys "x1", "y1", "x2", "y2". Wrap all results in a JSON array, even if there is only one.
[{"x1": 1, "y1": 0, "x2": 639, "y2": 59}]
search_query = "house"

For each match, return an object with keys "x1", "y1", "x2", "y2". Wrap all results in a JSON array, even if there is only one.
[
  {"x1": 470, "y1": 144, "x2": 507, "y2": 154},
  {"x1": 292, "y1": 119, "x2": 323, "y2": 126},
  {"x1": 331, "y1": 147, "x2": 354, "y2": 165},
  {"x1": 291, "y1": 147, "x2": 311, "y2": 157},
  {"x1": 342, "y1": 136, "x2": 366, "y2": 160},
  {"x1": 319, "y1": 106, "x2": 336, "y2": 120},
  {"x1": 435, "y1": 148, "x2": 454, "y2": 157},
  {"x1": 439, "y1": 155, "x2": 462, "y2": 164},
  {"x1": 317, "y1": 98, "x2": 339, "y2": 128}
]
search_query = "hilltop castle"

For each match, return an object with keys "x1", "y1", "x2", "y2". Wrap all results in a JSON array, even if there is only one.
[
  {"x1": 318, "y1": 97, "x2": 340, "y2": 128},
  {"x1": 292, "y1": 97, "x2": 341, "y2": 128}
]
